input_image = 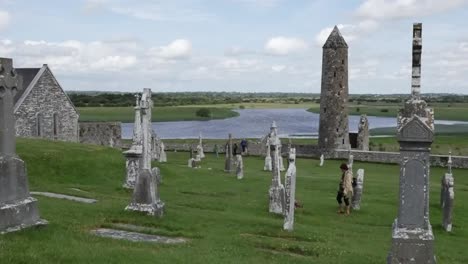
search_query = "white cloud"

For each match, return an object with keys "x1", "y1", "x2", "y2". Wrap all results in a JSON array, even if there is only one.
[
  {"x1": 356, "y1": 0, "x2": 468, "y2": 20},
  {"x1": 220, "y1": 58, "x2": 260, "y2": 72},
  {"x1": 0, "y1": 10, "x2": 10, "y2": 31},
  {"x1": 271, "y1": 65, "x2": 286, "y2": 72},
  {"x1": 264, "y1": 37, "x2": 308, "y2": 56},
  {"x1": 149, "y1": 39, "x2": 192, "y2": 60},
  {"x1": 315, "y1": 20, "x2": 379, "y2": 46},
  {"x1": 110, "y1": 4, "x2": 214, "y2": 22}
]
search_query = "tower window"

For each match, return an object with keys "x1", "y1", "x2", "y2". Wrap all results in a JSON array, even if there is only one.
[
  {"x1": 333, "y1": 72, "x2": 336, "y2": 77},
  {"x1": 336, "y1": 128, "x2": 339, "y2": 132},
  {"x1": 36, "y1": 113, "x2": 42, "y2": 137},
  {"x1": 343, "y1": 139, "x2": 345, "y2": 144},
  {"x1": 53, "y1": 113, "x2": 59, "y2": 139},
  {"x1": 324, "y1": 108, "x2": 327, "y2": 113},
  {"x1": 342, "y1": 59, "x2": 345, "y2": 64}
]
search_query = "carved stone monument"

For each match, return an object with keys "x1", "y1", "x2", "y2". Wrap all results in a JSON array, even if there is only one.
[
  {"x1": 441, "y1": 152, "x2": 454, "y2": 232},
  {"x1": 236, "y1": 154, "x2": 243, "y2": 180},
  {"x1": 347, "y1": 151, "x2": 354, "y2": 171},
  {"x1": 126, "y1": 88, "x2": 165, "y2": 217},
  {"x1": 283, "y1": 148, "x2": 297, "y2": 231},
  {"x1": 0, "y1": 57, "x2": 47, "y2": 234},
  {"x1": 357, "y1": 115, "x2": 369, "y2": 151},
  {"x1": 123, "y1": 94, "x2": 143, "y2": 189},
  {"x1": 268, "y1": 121, "x2": 285, "y2": 214},
  {"x1": 224, "y1": 133, "x2": 235, "y2": 173},
  {"x1": 351, "y1": 169, "x2": 364, "y2": 210},
  {"x1": 388, "y1": 23, "x2": 436, "y2": 264}
]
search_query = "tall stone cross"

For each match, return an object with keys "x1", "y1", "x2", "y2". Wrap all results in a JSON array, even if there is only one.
[
  {"x1": 283, "y1": 148, "x2": 296, "y2": 231},
  {"x1": 268, "y1": 121, "x2": 285, "y2": 214},
  {"x1": 388, "y1": 23, "x2": 436, "y2": 264},
  {"x1": 0, "y1": 57, "x2": 47, "y2": 234},
  {"x1": 132, "y1": 93, "x2": 142, "y2": 145}
]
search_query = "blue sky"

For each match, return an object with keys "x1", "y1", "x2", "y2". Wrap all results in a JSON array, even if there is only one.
[{"x1": 0, "y1": 0, "x2": 467, "y2": 94}]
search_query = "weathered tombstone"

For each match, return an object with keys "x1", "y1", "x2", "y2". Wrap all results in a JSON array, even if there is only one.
[
  {"x1": 126, "y1": 88, "x2": 165, "y2": 217},
  {"x1": 197, "y1": 133, "x2": 205, "y2": 159},
  {"x1": 319, "y1": 154, "x2": 325, "y2": 167},
  {"x1": 268, "y1": 121, "x2": 285, "y2": 214},
  {"x1": 236, "y1": 154, "x2": 243, "y2": 180},
  {"x1": 0, "y1": 57, "x2": 47, "y2": 234},
  {"x1": 264, "y1": 137, "x2": 272, "y2": 171},
  {"x1": 151, "y1": 132, "x2": 161, "y2": 161},
  {"x1": 357, "y1": 115, "x2": 369, "y2": 151},
  {"x1": 441, "y1": 152, "x2": 454, "y2": 232},
  {"x1": 347, "y1": 151, "x2": 354, "y2": 171},
  {"x1": 123, "y1": 94, "x2": 143, "y2": 189},
  {"x1": 351, "y1": 169, "x2": 364, "y2": 210},
  {"x1": 188, "y1": 146, "x2": 194, "y2": 167},
  {"x1": 283, "y1": 148, "x2": 297, "y2": 231},
  {"x1": 224, "y1": 133, "x2": 235, "y2": 173},
  {"x1": 279, "y1": 145, "x2": 285, "y2": 172},
  {"x1": 158, "y1": 142, "x2": 167, "y2": 163},
  {"x1": 388, "y1": 23, "x2": 436, "y2": 264}
]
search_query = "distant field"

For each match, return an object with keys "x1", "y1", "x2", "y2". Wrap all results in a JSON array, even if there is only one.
[
  {"x1": 78, "y1": 106, "x2": 239, "y2": 122},
  {"x1": 308, "y1": 102, "x2": 468, "y2": 121}
]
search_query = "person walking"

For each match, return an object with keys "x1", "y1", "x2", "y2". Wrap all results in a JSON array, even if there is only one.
[{"x1": 337, "y1": 163, "x2": 354, "y2": 215}]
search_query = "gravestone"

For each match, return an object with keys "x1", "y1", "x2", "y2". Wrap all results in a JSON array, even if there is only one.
[
  {"x1": 357, "y1": 115, "x2": 370, "y2": 151},
  {"x1": 126, "y1": 88, "x2": 165, "y2": 217},
  {"x1": 123, "y1": 94, "x2": 143, "y2": 189},
  {"x1": 388, "y1": 23, "x2": 436, "y2": 264},
  {"x1": 283, "y1": 148, "x2": 297, "y2": 231},
  {"x1": 197, "y1": 133, "x2": 205, "y2": 159},
  {"x1": 236, "y1": 154, "x2": 244, "y2": 180},
  {"x1": 351, "y1": 169, "x2": 364, "y2": 210},
  {"x1": 319, "y1": 154, "x2": 324, "y2": 167},
  {"x1": 441, "y1": 152, "x2": 454, "y2": 232},
  {"x1": 158, "y1": 142, "x2": 167, "y2": 163},
  {"x1": 224, "y1": 133, "x2": 235, "y2": 173},
  {"x1": 268, "y1": 121, "x2": 285, "y2": 214},
  {"x1": 264, "y1": 138, "x2": 272, "y2": 171},
  {"x1": 0, "y1": 57, "x2": 47, "y2": 234},
  {"x1": 348, "y1": 152, "x2": 354, "y2": 171}
]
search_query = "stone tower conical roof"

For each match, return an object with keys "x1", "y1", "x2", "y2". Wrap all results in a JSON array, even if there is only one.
[{"x1": 323, "y1": 26, "x2": 348, "y2": 49}]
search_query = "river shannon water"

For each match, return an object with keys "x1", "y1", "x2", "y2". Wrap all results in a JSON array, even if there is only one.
[{"x1": 121, "y1": 108, "x2": 467, "y2": 139}]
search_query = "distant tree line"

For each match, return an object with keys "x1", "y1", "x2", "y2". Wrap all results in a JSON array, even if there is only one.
[{"x1": 67, "y1": 91, "x2": 468, "y2": 107}]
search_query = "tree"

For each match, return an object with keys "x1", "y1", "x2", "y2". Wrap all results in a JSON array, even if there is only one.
[{"x1": 196, "y1": 108, "x2": 212, "y2": 118}]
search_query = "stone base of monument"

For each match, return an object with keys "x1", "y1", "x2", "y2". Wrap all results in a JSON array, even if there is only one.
[
  {"x1": 0, "y1": 197, "x2": 48, "y2": 234},
  {"x1": 268, "y1": 185, "x2": 285, "y2": 214},
  {"x1": 387, "y1": 220, "x2": 436, "y2": 264},
  {"x1": 125, "y1": 169, "x2": 165, "y2": 217},
  {"x1": 0, "y1": 156, "x2": 48, "y2": 234}
]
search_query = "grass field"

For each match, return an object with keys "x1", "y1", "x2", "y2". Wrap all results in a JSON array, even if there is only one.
[
  {"x1": 1, "y1": 138, "x2": 467, "y2": 263},
  {"x1": 308, "y1": 102, "x2": 468, "y2": 121},
  {"x1": 78, "y1": 106, "x2": 239, "y2": 122}
]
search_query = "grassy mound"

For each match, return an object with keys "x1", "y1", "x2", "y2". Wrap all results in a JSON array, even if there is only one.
[{"x1": 1, "y1": 138, "x2": 467, "y2": 263}]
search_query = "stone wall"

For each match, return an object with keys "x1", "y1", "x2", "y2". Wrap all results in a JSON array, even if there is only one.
[
  {"x1": 15, "y1": 68, "x2": 79, "y2": 142},
  {"x1": 79, "y1": 122, "x2": 122, "y2": 148},
  {"x1": 163, "y1": 141, "x2": 468, "y2": 169}
]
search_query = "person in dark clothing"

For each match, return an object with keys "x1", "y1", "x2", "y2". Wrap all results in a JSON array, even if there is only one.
[
  {"x1": 233, "y1": 143, "x2": 238, "y2": 155},
  {"x1": 240, "y1": 139, "x2": 248, "y2": 154}
]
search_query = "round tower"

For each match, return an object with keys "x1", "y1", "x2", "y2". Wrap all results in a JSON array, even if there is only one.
[{"x1": 318, "y1": 26, "x2": 350, "y2": 151}]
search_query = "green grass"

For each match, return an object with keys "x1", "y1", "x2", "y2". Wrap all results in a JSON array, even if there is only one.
[
  {"x1": 1, "y1": 138, "x2": 467, "y2": 263},
  {"x1": 308, "y1": 102, "x2": 468, "y2": 121},
  {"x1": 78, "y1": 106, "x2": 239, "y2": 122}
]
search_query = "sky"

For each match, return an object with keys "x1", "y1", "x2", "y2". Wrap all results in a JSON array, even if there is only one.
[{"x1": 0, "y1": 0, "x2": 467, "y2": 94}]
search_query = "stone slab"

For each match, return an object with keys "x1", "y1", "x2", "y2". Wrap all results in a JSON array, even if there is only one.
[
  {"x1": 91, "y1": 228, "x2": 187, "y2": 244},
  {"x1": 31, "y1": 192, "x2": 97, "y2": 204}
]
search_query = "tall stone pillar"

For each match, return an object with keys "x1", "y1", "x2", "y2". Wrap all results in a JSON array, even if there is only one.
[
  {"x1": 283, "y1": 148, "x2": 296, "y2": 231},
  {"x1": 388, "y1": 23, "x2": 436, "y2": 264},
  {"x1": 357, "y1": 115, "x2": 369, "y2": 151},
  {"x1": 126, "y1": 88, "x2": 165, "y2": 217},
  {"x1": 0, "y1": 57, "x2": 47, "y2": 234},
  {"x1": 268, "y1": 121, "x2": 285, "y2": 214},
  {"x1": 224, "y1": 133, "x2": 235, "y2": 173}
]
